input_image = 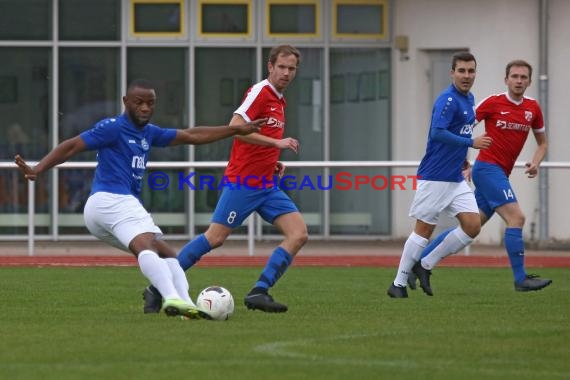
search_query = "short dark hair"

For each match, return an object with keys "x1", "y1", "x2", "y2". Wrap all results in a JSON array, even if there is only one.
[
  {"x1": 127, "y1": 78, "x2": 154, "y2": 93},
  {"x1": 505, "y1": 59, "x2": 533, "y2": 80},
  {"x1": 451, "y1": 52, "x2": 476, "y2": 70},
  {"x1": 268, "y1": 45, "x2": 301, "y2": 66}
]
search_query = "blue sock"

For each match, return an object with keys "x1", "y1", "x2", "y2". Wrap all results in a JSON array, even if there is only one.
[
  {"x1": 177, "y1": 234, "x2": 212, "y2": 271},
  {"x1": 254, "y1": 247, "x2": 293, "y2": 290},
  {"x1": 505, "y1": 227, "x2": 526, "y2": 283},
  {"x1": 420, "y1": 227, "x2": 454, "y2": 259}
]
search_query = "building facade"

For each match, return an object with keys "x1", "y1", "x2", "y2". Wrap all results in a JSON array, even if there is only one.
[{"x1": 0, "y1": 0, "x2": 568, "y2": 245}]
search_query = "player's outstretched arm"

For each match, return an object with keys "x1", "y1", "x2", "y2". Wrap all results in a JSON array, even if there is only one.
[
  {"x1": 14, "y1": 136, "x2": 87, "y2": 181},
  {"x1": 231, "y1": 114, "x2": 299, "y2": 153},
  {"x1": 171, "y1": 118, "x2": 265, "y2": 146}
]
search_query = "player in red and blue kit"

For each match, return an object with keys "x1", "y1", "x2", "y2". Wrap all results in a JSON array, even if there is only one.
[
  {"x1": 145, "y1": 45, "x2": 308, "y2": 313},
  {"x1": 387, "y1": 52, "x2": 493, "y2": 298},
  {"x1": 15, "y1": 79, "x2": 263, "y2": 318},
  {"x1": 415, "y1": 60, "x2": 551, "y2": 292}
]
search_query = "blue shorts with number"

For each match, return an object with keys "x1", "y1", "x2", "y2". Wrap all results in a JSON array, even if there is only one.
[
  {"x1": 211, "y1": 185, "x2": 299, "y2": 228},
  {"x1": 472, "y1": 160, "x2": 517, "y2": 219}
]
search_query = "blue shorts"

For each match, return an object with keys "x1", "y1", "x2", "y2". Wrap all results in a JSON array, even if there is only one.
[
  {"x1": 472, "y1": 160, "x2": 517, "y2": 218},
  {"x1": 211, "y1": 185, "x2": 299, "y2": 228}
]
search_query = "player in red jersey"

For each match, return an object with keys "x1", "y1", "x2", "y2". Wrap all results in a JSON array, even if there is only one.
[
  {"x1": 223, "y1": 73, "x2": 290, "y2": 188},
  {"x1": 472, "y1": 60, "x2": 551, "y2": 291},
  {"x1": 142, "y1": 45, "x2": 308, "y2": 313},
  {"x1": 412, "y1": 60, "x2": 551, "y2": 294}
]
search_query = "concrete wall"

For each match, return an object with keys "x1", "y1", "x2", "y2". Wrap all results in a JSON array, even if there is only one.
[
  {"x1": 391, "y1": 0, "x2": 569, "y2": 244},
  {"x1": 545, "y1": 0, "x2": 570, "y2": 242}
]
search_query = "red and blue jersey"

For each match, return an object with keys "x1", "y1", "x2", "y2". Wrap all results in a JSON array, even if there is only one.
[
  {"x1": 475, "y1": 93, "x2": 545, "y2": 176},
  {"x1": 224, "y1": 79, "x2": 286, "y2": 187}
]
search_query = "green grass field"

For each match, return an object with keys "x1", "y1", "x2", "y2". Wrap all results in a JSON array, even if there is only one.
[{"x1": 0, "y1": 266, "x2": 568, "y2": 380}]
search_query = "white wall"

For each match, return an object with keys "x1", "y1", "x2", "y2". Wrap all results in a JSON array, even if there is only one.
[
  {"x1": 391, "y1": 0, "x2": 569, "y2": 244},
  {"x1": 545, "y1": 0, "x2": 570, "y2": 241}
]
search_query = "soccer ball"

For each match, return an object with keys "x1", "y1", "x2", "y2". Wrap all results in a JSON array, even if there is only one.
[{"x1": 197, "y1": 286, "x2": 235, "y2": 321}]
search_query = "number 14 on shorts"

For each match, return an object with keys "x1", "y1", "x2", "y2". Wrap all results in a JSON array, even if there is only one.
[{"x1": 503, "y1": 188, "x2": 515, "y2": 200}]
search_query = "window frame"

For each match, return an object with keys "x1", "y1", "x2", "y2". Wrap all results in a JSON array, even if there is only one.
[
  {"x1": 265, "y1": 0, "x2": 321, "y2": 40},
  {"x1": 197, "y1": 0, "x2": 253, "y2": 39},
  {"x1": 332, "y1": 0, "x2": 388, "y2": 40},
  {"x1": 130, "y1": 0, "x2": 186, "y2": 39}
]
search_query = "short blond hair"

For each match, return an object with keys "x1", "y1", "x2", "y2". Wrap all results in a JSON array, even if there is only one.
[{"x1": 268, "y1": 45, "x2": 301, "y2": 66}]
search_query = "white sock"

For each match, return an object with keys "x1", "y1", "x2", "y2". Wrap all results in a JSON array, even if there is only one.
[
  {"x1": 165, "y1": 258, "x2": 195, "y2": 306},
  {"x1": 394, "y1": 232, "x2": 428, "y2": 287},
  {"x1": 137, "y1": 250, "x2": 180, "y2": 300},
  {"x1": 421, "y1": 227, "x2": 473, "y2": 270}
]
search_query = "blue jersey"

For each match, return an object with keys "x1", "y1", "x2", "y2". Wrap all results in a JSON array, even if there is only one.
[
  {"x1": 417, "y1": 84, "x2": 475, "y2": 182},
  {"x1": 80, "y1": 113, "x2": 177, "y2": 197}
]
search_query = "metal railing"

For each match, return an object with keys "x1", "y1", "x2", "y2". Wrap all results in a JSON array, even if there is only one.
[{"x1": 1, "y1": 160, "x2": 569, "y2": 256}]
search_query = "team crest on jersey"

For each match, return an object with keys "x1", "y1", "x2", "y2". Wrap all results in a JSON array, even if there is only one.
[
  {"x1": 524, "y1": 111, "x2": 533, "y2": 121},
  {"x1": 141, "y1": 138, "x2": 149, "y2": 151}
]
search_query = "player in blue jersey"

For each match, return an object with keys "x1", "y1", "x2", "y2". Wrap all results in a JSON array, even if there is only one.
[
  {"x1": 14, "y1": 78, "x2": 265, "y2": 317},
  {"x1": 387, "y1": 52, "x2": 493, "y2": 298}
]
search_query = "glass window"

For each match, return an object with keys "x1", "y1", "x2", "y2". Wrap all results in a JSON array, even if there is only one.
[
  {"x1": 127, "y1": 48, "x2": 187, "y2": 161},
  {"x1": 59, "y1": 0, "x2": 121, "y2": 41},
  {"x1": 333, "y1": 0, "x2": 387, "y2": 39},
  {"x1": 59, "y1": 48, "x2": 120, "y2": 151},
  {"x1": 1, "y1": 48, "x2": 51, "y2": 160},
  {"x1": 58, "y1": 48, "x2": 119, "y2": 224},
  {"x1": 0, "y1": 0, "x2": 51, "y2": 40},
  {"x1": 262, "y1": 47, "x2": 323, "y2": 162},
  {"x1": 194, "y1": 48, "x2": 256, "y2": 232},
  {"x1": 199, "y1": 2, "x2": 250, "y2": 36},
  {"x1": 0, "y1": 47, "x2": 51, "y2": 235},
  {"x1": 128, "y1": 48, "x2": 187, "y2": 228},
  {"x1": 266, "y1": 1, "x2": 319, "y2": 37},
  {"x1": 330, "y1": 48, "x2": 391, "y2": 235},
  {"x1": 194, "y1": 48, "x2": 255, "y2": 161},
  {"x1": 132, "y1": 1, "x2": 183, "y2": 35}
]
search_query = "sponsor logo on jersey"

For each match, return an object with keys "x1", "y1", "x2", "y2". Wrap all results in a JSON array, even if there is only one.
[
  {"x1": 132, "y1": 154, "x2": 146, "y2": 169},
  {"x1": 496, "y1": 120, "x2": 530, "y2": 132},
  {"x1": 266, "y1": 117, "x2": 285, "y2": 128},
  {"x1": 459, "y1": 124, "x2": 473, "y2": 135}
]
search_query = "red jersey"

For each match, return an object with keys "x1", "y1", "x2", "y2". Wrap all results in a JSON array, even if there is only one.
[
  {"x1": 224, "y1": 79, "x2": 286, "y2": 187},
  {"x1": 475, "y1": 93, "x2": 545, "y2": 176}
]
